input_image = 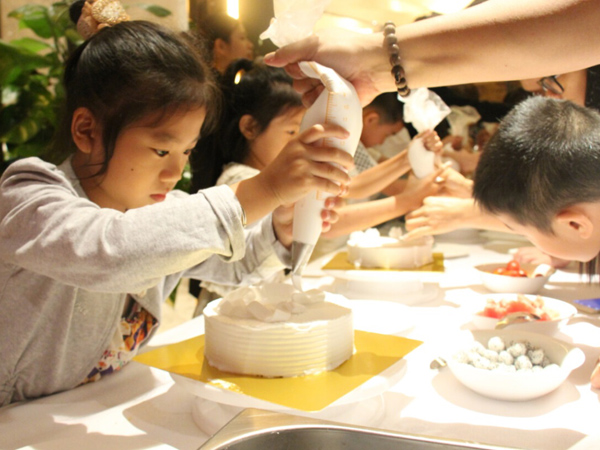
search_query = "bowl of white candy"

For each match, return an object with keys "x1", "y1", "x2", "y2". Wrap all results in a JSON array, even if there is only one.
[{"x1": 445, "y1": 329, "x2": 584, "y2": 401}]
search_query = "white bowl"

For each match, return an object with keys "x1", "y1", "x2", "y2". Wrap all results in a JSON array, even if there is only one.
[
  {"x1": 444, "y1": 329, "x2": 585, "y2": 401},
  {"x1": 347, "y1": 235, "x2": 434, "y2": 269},
  {"x1": 475, "y1": 262, "x2": 551, "y2": 294},
  {"x1": 471, "y1": 293, "x2": 577, "y2": 334}
]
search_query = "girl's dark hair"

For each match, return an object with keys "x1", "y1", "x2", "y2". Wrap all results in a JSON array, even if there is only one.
[
  {"x1": 51, "y1": 20, "x2": 220, "y2": 176},
  {"x1": 190, "y1": 58, "x2": 302, "y2": 192},
  {"x1": 194, "y1": 13, "x2": 240, "y2": 60}
]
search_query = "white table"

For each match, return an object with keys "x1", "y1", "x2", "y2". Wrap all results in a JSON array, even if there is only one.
[{"x1": 2, "y1": 232, "x2": 600, "y2": 450}]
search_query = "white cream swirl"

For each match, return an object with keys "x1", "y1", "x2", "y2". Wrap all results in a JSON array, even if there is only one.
[{"x1": 217, "y1": 283, "x2": 325, "y2": 323}]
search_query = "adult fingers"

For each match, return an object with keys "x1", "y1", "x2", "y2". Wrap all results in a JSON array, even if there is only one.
[{"x1": 263, "y1": 35, "x2": 319, "y2": 67}]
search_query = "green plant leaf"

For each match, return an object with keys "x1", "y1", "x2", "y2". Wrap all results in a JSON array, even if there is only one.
[
  {"x1": 0, "y1": 41, "x2": 50, "y2": 85},
  {"x1": 9, "y1": 5, "x2": 54, "y2": 39},
  {"x1": 2, "y1": 114, "x2": 42, "y2": 144},
  {"x1": 9, "y1": 37, "x2": 51, "y2": 54},
  {"x1": 134, "y1": 3, "x2": 172, "y2": 17}
]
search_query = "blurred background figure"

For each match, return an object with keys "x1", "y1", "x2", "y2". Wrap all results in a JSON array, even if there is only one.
[{"x1": 194, "y1": 12, "x2": 255, "y2": 75}]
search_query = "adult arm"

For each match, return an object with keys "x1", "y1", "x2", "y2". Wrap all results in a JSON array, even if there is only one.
[{"x1": 266, "y1": 0, "x2": 600, "y2": 105}]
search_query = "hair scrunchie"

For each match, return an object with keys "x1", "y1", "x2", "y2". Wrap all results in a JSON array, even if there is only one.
[{"x1": 76, "y1": 0, "x2": 129, "y2": 40}]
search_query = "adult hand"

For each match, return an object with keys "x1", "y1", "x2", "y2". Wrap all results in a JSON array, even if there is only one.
[{"x1": 264, "y1": 28, "x2": 393, "y2": 107}]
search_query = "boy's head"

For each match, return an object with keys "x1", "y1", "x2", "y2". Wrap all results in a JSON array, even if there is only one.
[
  {"x1": 473, "y1": 96, "x2": 600, "y2": 262},
  {"x1": 360, "y1": 92, "x2": 405, "y2": 147}
]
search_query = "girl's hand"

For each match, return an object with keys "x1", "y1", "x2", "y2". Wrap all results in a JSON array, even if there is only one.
[
  {"x1": 260, "y1": 123, "x2": 354, "y2": 206},
  {"x1": 418, "y1": 130, "x2": 443, "y2": 155},
  {"x1": 273, "y1": 196, "x2": 344, "y2": 248}
]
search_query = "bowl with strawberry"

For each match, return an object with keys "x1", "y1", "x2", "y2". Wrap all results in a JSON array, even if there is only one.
[
  {"x1": 472, "y1": 293, "x2": 577, "y2": 333},
  {"x1": 474, "y1": 260, "x2": 554, "y2": 294}
]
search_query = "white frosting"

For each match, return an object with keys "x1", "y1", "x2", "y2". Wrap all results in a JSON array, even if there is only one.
[
  {"x1": 204, "y1": 283, "x2": 354, "y2": 378},
  {"x1": 216, "y1": 283, "x2": 326, "y2": 323},
  {"x1": 347, "y1": 228, "x2": 434, "y2": 269}
]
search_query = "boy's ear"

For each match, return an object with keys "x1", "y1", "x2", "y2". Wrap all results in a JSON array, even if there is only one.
[
  {"x1": 71, "y1": 107, "x2": 100, "y2": 154},
  {"x1": 555, "y1": 207, "x2": 594, "y2": 240},
  {"x1": 362, "y1": 110, "x2": 380, "y2": 127},
  {"x1": 239, "y1": 114, "x2": 259, "y2": 140}
]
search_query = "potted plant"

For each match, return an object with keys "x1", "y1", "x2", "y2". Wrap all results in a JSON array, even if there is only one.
[{"x1": 0, "y1": 1, "x2": 170, "y2": 175}]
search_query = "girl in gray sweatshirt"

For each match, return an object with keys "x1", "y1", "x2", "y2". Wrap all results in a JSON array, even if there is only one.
[{"x1": 0, "y1": 19, "x2": 352, "y2": 406}]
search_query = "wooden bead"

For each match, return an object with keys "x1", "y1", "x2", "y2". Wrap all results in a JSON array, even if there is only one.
[{"x1": 382, "y1": 21, "x2": 410, "y2": 97}]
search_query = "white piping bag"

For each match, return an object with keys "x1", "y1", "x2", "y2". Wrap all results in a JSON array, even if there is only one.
[
  {"x1": 401, "y1": 88, "x2": 451, "y2": 178},
  {"x1": 261, "y1": 0, "x2": 362, "y2": 289},
  {"x1": 290, "y1": 62, "x2": 362, "y2": 288}
]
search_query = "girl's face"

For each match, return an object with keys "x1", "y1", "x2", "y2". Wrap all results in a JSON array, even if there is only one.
[
  {"x1": 82, "y1": 107, "x2": 205, "y2": 212},
  {"x1": 226, "y1": 25, "x2": 254, "y2": 61},
  {"x1": 246, "y1": 107, "x2": 305, "y2": 169}
]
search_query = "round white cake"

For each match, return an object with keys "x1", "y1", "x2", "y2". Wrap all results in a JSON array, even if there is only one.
[
  {"x1": 347, "y1": 227, "x2": 434, "y2": 269},
  {"x1": 204, "y1": 283, "x2": 354, "y2": 378}
]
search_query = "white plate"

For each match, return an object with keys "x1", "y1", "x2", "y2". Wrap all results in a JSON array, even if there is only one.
[
  {"x1": 330, "y1": 279, "x2": 439, "y2": 305},
  {"x1": 349, "y1": 300, "x2": 414, "y2": 335},
  {"x1": 479, "y1": 231, "x2": 531, "y2": 244},
  {"x1": 321, "y1": 270, "x2": 440, "y2": 304},
  {"x1": 433, "y1": 243, "x2": 470, "y2": 259},
  {"x1": 191, "y1": 392, "x2": 387, "y2": 436},
  {"x1": 470, "y1": 293, "x2": 577, "y2": 334},
  {"x1": 173, "y1": 358, "x2": 407, "y2": 412}
]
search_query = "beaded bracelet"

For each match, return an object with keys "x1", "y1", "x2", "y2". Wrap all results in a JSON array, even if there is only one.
[{"x1": 383, "y1": 22, "x2": 410, "y2": 97}]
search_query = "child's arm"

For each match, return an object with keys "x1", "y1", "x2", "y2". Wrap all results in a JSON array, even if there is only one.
[
  {"x1": 346, "y1": 130, "x2": 443, "y2": 200},
  {"x1": 229, "y1": 123, "x2": 353, "y2": 225},
  {"x1": 403, "y1": 196, "x2": 512, "y2": 241},
  {"x1": 321, "y1": 167, "x2": 444, "y2": 239},
  {"x1": 345, "y1": 149, "x2": 410, "y2": 199}
]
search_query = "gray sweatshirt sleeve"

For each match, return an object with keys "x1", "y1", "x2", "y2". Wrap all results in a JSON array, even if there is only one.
[{"x1": 0, "y1": 158, "x2": 287, "y2": 293}]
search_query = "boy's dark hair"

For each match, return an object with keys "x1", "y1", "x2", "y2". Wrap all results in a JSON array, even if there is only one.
[
  {"x1": 473, "y1": 96, "x2": 600, "y2": 232},
  {"x1": 51, "y1": 20, "x2": 220, "y2": 175},
  {"x1": 364, "y1": 92, "x2": 404, "y2": 124},
  {"x1": 190, "y1": 58, "x2": 302, "y2": 192}
]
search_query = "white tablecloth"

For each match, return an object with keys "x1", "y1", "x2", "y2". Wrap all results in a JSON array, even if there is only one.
[{"x1": 2, "y1": 232, "x2": 600, "y2": 450}]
